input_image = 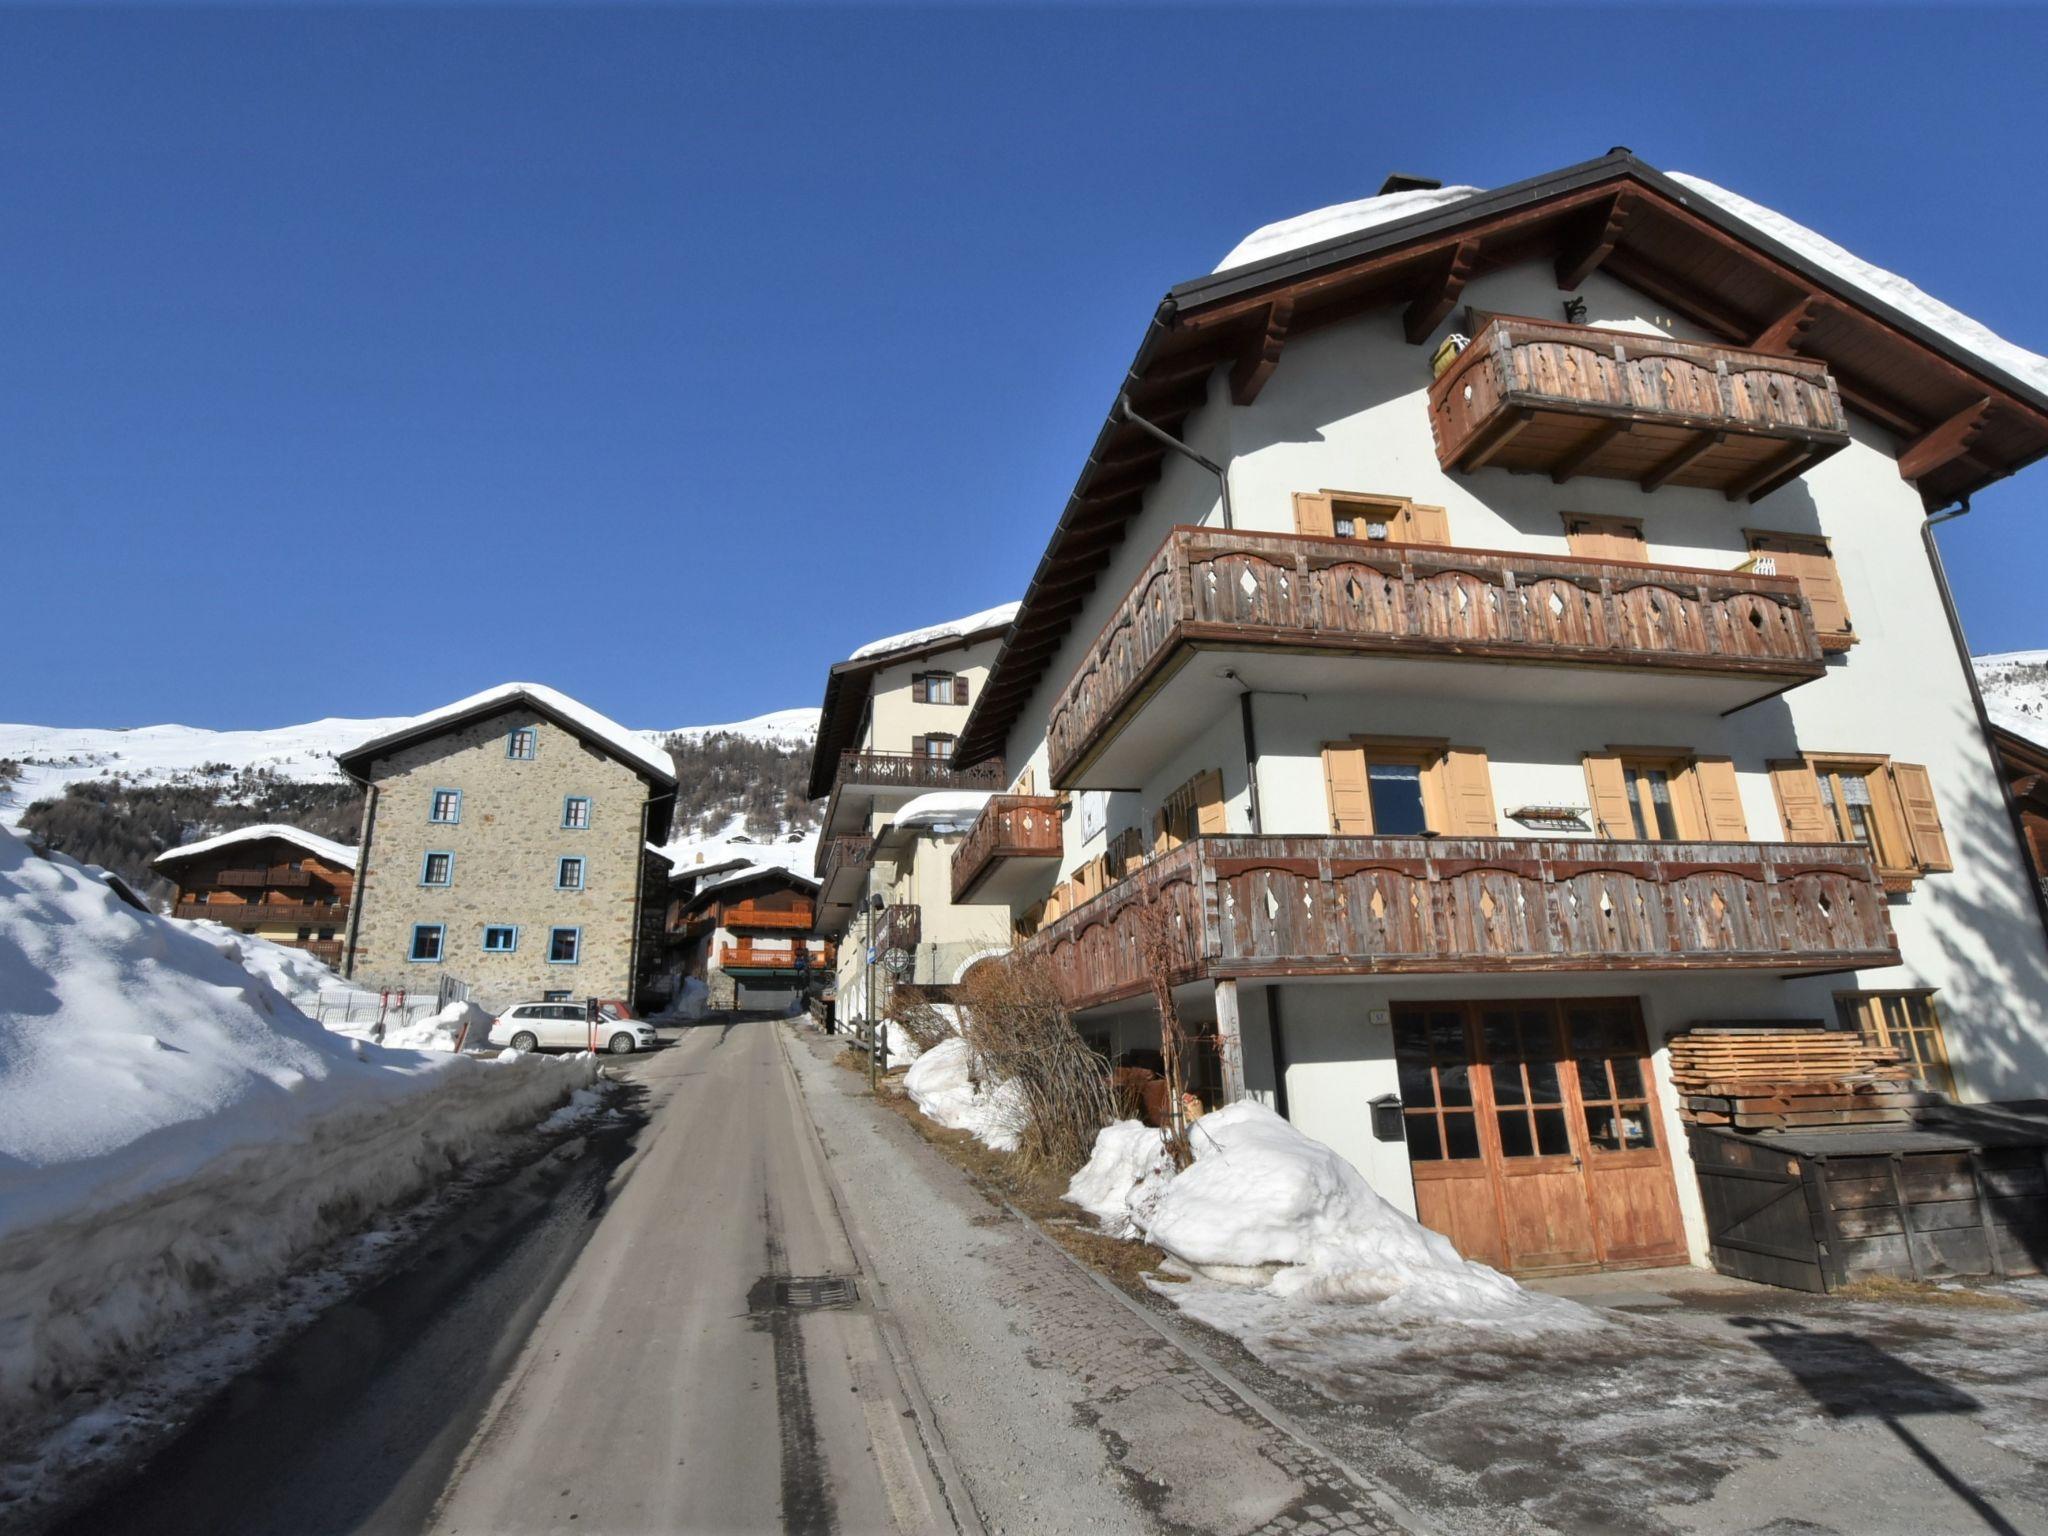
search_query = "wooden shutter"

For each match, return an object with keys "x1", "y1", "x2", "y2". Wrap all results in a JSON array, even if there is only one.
[
  {"x1": 1769, "y1": 760, "x2": 1833, "y2": 843},
  {"x1": 1438, "y1": 748, "x2": 1499, "y2": 836},
  {"x1": 953, "y1": 675, "x2": 970, "y2": 706},
  {"x1": 911, "y1": 734, "x2": 928, "y2": 757},
  {"x1": 1690, "y1": 757, "x2": 1749, "y2": 841},
  {"x1": 1564, "y1": 514, "x2": 1646, "y2": 562},
  {"x1": 1292, "y1": 492, "x2": 1335, "y2": 537},
  {"x1": 1402, "y1": 503, "x2": 1451, "y2": 546},
  {"x1": 1151, "y1": 806, "x2": 1170, "y2": 856},
  {"x1": 1583, "y1": 753, "x2": 1637, "y2": 839},
  {"x1": 1192, "y1": 769, "x2": 1228, "y2": 835},
  {"x1": 1323, "y1": 744, "x2": 1372, "y2": 835},
  {"x1": 1015, "y1": 767, "x2": 1037, "y2": 796},
  {"x1": 1754, "y1": 533, "x2": 1852, "y2": 639},
  {"x1": 1888, "y1": 764, "x2": 1952, "y2": 873}
]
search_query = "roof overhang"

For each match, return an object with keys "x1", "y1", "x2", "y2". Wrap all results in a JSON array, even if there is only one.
[{"x1": 957, "y1": 150, "x2": 2048, "y2": 769}]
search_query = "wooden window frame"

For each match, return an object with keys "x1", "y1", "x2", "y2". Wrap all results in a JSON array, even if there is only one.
[
  {"x1": 1807, "y1": 752, "x2": 1915, "y2": 879},
  {"x1": 1744, "y1": 527, "x2": 1856, "y2": 650},
  {"x1": 1153, "y1": 768, "x2": 1228, "y2": 855},
  {"x1": 1322, "y1": 735, "x2": 1496, "y2": 838},
  {"x1": 1293, "y1": 490, "x2": 1450, "y2": 547},
  {"x1": 1561, "y1": 512, "x2": 1648, "y2": 563},
  {"x1": 1833, "y1": 989, "x2": 1955, "y2": 1097}
]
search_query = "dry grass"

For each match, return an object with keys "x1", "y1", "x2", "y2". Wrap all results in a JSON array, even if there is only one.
[
  {"x1": 954, "y1": 954, "x2": 1118, "y2": 1175},
  {"x1": 1833, "y1": 1275, "x2": 2029, "y2": 1311},
  {"x1": 878, "y1": 1088, "x2": 1169, "y2": 1293}
]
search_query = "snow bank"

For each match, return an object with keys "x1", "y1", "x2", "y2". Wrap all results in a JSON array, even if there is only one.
[
  {"x1": 1213, "y1": 185, "x2": 1483, "y2": 274},
  {"x1": 850, "y1": 601, "x2": 1019, "y2": 662},
  {"x1": 1068, "y1": 1104, "x2": 1583, "y2": 1327},
  {"x1": 903, "y1": 1037, "x2": 1024, "y2": 1152},
  {"x1": 1670, "y1": 173, "x2": 2048, "y2": 399},
  {"x1": 891, "y1": 791, "x2": 991, "y2": 833},
  {"x1": 0, "y1": 825, "x2": 589, "y2": 1419},
  {"x1": 380, "y1": 998, "x2": 493, "y2": 1053},
  {"x1": 883, "y1": 1019, "x2": 925, "y2": 1065},
  {"x1": 184, "y1": 922, "x2": 341, "y2": 1011},
  {"x1": 338, "y1": 682, "x2": 676, "y2": 784}
]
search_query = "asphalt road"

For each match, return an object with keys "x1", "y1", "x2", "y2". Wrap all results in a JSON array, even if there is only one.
[{"x1": 47, "y1": 1019, "x2": 959, "y2": 1536}]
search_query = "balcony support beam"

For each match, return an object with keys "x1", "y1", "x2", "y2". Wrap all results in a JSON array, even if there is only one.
[
  {"x1": 1230, "y1": 297, "x2": 1295, "y2": 406},
  {"x1": 1554, "y1": 192, "x2": 1635, "y2": 290},
  {"x1": 1403, "y1": 239, "x2": 1479, "y2": 345},
  {"x1": 1899, "y1": 397, "x2": 1996, "y2": 484},
  {"x1": 1726, "y1": 440, "x2": 1824, "y2": 504},
  {"x1": 1550, "y1": 418, "x2": 1631, "y2": 483},
  {"x1": 1641, "y1": 429, "x2": 1728, "y2": 492},
  {"x1": 1459, "y1": 406, "x2": 1536, "y2": 470},
  {"x1": 1214, "y1": 978, "x2": 1248, "y2": 1105},
  {"x1": 1750, "y1": 294, "x2": 1819, "y2": 354}
]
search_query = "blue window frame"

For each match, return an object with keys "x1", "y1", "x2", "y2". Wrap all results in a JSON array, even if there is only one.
[
  {"x1": 557, "y1": 855, "x2": 585, "y2": 890},
  {"x1": 482, "y1": 923, "x2": 519, "y2": 954},
  {"x1": 409, "y1": 924, "x2": 445, "y2": 963},
  {"x1": 507, "y1": 726, "x2": 537, "y2": 761},
  {"x1": 429, "y1": 788, "x2": 462, "y2": 824},
  {"x1": 420, "y1": 851, "x2": 454, "y2": 887},
  {"x1": 561, "y1": 796, "x2": 592, "y2": 830},
  {"x1": 547, "y1": 926, "x2": 581, "y2": 965},
  {"x1": 543, "y1": 989, "x2": 572, "y2": 1003}
]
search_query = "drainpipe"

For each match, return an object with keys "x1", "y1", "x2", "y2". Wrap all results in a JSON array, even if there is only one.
[
  {"x1": 1117, "y1": 394, "x2": 1234, "y2": 530},
  {"x1": 1920, "y1": 499, "x2": 2048, "y2": 952},
  {"x1": 1222, "y1": 669, "x2": 1263, "y2": 835},
  {"x1": 341, "y1": 783, "x2": 377, "y2": 980}
]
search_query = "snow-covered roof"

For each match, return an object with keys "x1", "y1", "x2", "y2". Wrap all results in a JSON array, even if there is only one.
[
  {"x1": 1669, "y1": 174, "x2": 2048, "y2": 400},
  {"x1": 1213, "y1": 185, "x2": 1483, "y2": 274},
  {"x1": 336, "y1": 683, "x2": 677, "y2": 786},
  {"x1": 1976, "y1": 650, "x2": 2048, "y2": 752},
  {"x1": 693, "y1": 861, "x2": 819, "y2": 899},
  {"x1": 891, "y1": 791, "x2": 992, "y2": 834},
  {"x1": 154, "y1": 823, "x2": 356, "y2": 870},
  {"x1": 850, "y1": 602, "x2": 1020, "y2": 663}
]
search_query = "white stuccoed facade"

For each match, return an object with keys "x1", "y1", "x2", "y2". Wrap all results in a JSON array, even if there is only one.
[{"x1": 986, "y1": 259, "x2": 2048, "y2": 1264}]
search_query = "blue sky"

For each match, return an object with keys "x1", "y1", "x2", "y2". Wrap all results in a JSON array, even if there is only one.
[{"x1": 5, "y1": 4, "x2": 2046, "y2": 731}]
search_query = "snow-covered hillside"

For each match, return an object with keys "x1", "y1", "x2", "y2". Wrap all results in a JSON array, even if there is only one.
[
  {"x1": 0, "y1": 707, "x2": 820, "y2": 830},
  {"x1": 1976, "y1": 651, "x2": 2048, "y2": 747}
]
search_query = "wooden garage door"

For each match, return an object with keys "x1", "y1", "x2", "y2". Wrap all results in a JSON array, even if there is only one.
[{"x1": 1396, "y1": 998, "x2": 1688, "y2": 1274}]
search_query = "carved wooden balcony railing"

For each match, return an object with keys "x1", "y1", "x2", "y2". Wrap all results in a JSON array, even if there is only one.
[
  {"x1": 952, "y1": 794, "x2": 1066, "y2": 903},
  {"x1": 175, "y1": 901, "x2": 349, "y2": 928},
  {"x1": 718, "y1": 940, "x2": 834, "y2": 971},
  {"x1": 830, "y1": 749, "x2": 1009, "y2": 794},
  {"x1": 215, "y1": 867, "x2": 317, "y2": 888},
  {"x1": 874, "y1": 903, "x2": 922, "y2": 952},
  {"x1": 816, "y1": 833, "x2": 874, "y2": 887},
  {"x1": 1429, "y1": 317, "x2": 1849, "y2": 499},
  {"x1": 1046, "y1": 524, "x2": 1823, "y2": 785},
  {"x1": 1018, "y1": 835, "x2": 1898, "y2": 1012},
  {"x1": 302, "y1": 940, "x2": 345, "y2": 965},
  {"x1": 720, "y1": 903, "x2": 815, "y2": 931}
]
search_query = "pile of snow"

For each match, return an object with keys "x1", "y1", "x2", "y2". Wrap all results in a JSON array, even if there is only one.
[
  {"x1": 0, "y1": 825, "x2": 591, "y2": 1419},
  {"x1": 903, "y1": 1037, "x2": 1024, "y2": 1152},
  {"x1": 1213, "y1": 185, "x2": 1483, "y2": 274},
  {"x1": 1670, "y1": 173, "x2": 2048, "y2": 399},
  {"x1": 850, "y1": 601, "x2": 1020, "y2": 663},
  {"x1": 184, "y1": 922, "x2": 342, "y2": 1011},
  {"x1": 380, "y1": 998, "x2": 493, "y2": 1053},
  {"x1": 651, "y1": 976, "x2": 712, "y2": 1023},
  {"x1": 153, "y1": 822, "x2": 354, "y2": 872},
  {"x1": 891, "y1": 791, "x2": 991, "y2": 834},
  {"x1": 883, "y1": 1019, "x2": 927, "y2": 1065},
  {"x1": 1068, "y1": 1103, "x2": 1581, "y2": 1326},
  {"x1": 1976, "y1": 650, "x2": 2048, "y2": 749}
]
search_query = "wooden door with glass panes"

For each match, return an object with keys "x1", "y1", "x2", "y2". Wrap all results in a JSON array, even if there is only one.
[{"x1": 1394, "y1": 998, "x2": 1686, "y2": 1274}]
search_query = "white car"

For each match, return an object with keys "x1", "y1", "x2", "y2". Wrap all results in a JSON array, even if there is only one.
[{"x1": 490, "y1": 1002, "x2": 659, "y2": 1056}]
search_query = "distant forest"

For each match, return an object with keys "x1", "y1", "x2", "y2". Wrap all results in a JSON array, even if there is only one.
[{"x1": 14, "y1": 731, "x2": 820, "y2": 906}]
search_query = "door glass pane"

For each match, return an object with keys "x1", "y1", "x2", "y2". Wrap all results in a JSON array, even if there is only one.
[
  {"x1": 1443, "y1": 1114, "x2": 1481, "y2": 1160},
  {"x1": 1369, "y1": 763, "x2": 1428, "y2": 835},
  {"x1": 1525, "y1": 1057, "x2": 1563, "y2": 1105},
  {"x1": 1491, "y1": 1058, "x2": 1526, "y2": 1106},
  {"x1": 1394, "y1": 1016, "x2": 1429, "y2": 1056},
  {"x1": 1397, "y1": 1059, "x2": 1436, "y2": 1106},
  {"x1": 1437, "y1": 1060, "x2": 1472, "y2": 1108},
  {"x1": 1534, "y1": 1108, "x2": 1573, "y2": 1155},
  {"x1": 1404, "y1": 1115, "x2": 1443, "y2": 1161},
  {"x1": 1575, "y1": 1055, "x2": 1611, "y2": 1098},
  {"x1": 1586, "y1": 1103, "x2": 1656, "y2": 1152},
  {"x1": 1645, "y1": 770, "x2": 1680, "y2": 840},
  {"x1": 1430, "y1": 1014, "x2": 1467, "y2": 1058},
  {"x1": 1496, "y1": 1112, "x2": 1533, "y2": 1157}
]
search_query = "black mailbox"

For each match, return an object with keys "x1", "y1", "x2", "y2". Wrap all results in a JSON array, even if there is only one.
[{"x1": 1369, "y1": 1094, "x2": 1404, "y2": 1142}]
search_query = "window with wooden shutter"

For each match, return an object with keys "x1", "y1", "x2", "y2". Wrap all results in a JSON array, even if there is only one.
[
  {"x1": 1585, "y1": 751, "x2": 1744, "y2": 842},
  {"x1": 1748, "y1": 531, "x2": 1854, "y2": 647},
  {"x1": 1323, "y1": 744, "x2": 1372, "y2": 834},
  {"x1": 1293, "y1": 490, "x2": 1451, "y2": 548},
  {"x1": 1192, "y1": 769, "x2": 1228, "y2": 835},
  {"x1": 1433, "y1": 747, "x2": 1498, "y2": 837},
  {"x1": 1769, "y1": 760, "x2": 1834, "y2": 844},
  {"x1": 1562, "y1": 513, "x2": 1647, "y2": 563},
  {"x1": 1323, "y1": 737, "x2": 1493, "y2": 838},
  {"x1": 911, "y1": 734, "x2": 928, "y2": 758},
  {"x1": 1889, "y1": 763, "x2": 1953, "y2": 872},
  {"x1": 1154, "y1": 768, "x2": 1228, "y2": 852},
  {"x1": 1690, "y1": 757, "x2": 1749, "y2": 841},
  {"x1": 953, "y1": 675, "x2": 970, "y2": 706},
  {"x1": 1778, "y1": 754, "x2": 1947, "y2": 885},
  {"x1": 1583, "y1": 753, "x2": 1638, "y2": 839}
]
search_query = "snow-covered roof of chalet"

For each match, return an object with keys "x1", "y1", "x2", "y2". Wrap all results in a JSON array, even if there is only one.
[
  {"x1": 955, "y1": 148, "x2": 2048, "y2": 771},
  {"x1": 154, "y1": 823, "x2": 356, "y2": 870},
  {"x1": 334, "y1": 683, "x2": 677, "y2": 788},
  {"x1": 694, "y1": 862, "x2": 819, "y2": 899},
  {"x1": 889, "y1": 791, "x2": 992, "y2": 835},
  {"x1": 806, "y1": 603, "x2": 1020, "y2": 801}
]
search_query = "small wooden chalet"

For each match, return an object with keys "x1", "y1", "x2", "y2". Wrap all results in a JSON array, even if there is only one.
[
  {"x1": 155, "y1": 824, "x2": 356, "y2": 965},
  {"x1": 660, "y1": 863, "x2": 831, "y2": 1013}
]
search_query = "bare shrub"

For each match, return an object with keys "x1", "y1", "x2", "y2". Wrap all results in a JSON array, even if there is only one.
[
  {"x1": 955, "y1": 953, "x2": 1116, "y2": 1174},
  {"x1": 887, "y1": 988, "x2": 953, "y2": 1055},
  {"x1": 1137, "y1": 894, "x2": 1196, "y2": 1170}
]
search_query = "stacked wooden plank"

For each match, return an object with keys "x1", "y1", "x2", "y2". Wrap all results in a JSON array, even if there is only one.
[{"x1": 1670, "y1": 1027, "x2": 1934, "y2": 1131}]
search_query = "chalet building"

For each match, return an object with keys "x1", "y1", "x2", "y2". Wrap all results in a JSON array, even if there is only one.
[
  {"x1": 337, "y1": 683, "x2": 676, "y2": 1011},
  {"x1": 1992, "y1": 725, "x2": 2048, "y2": 910},
  {"x1": 657, "y1": 863, "x2": 830, "y2": 1013},
  {"x1": 808, "y1": 605, "x2": 1019, "y2": 1029},
  {"x1": 944, "y1": 150, "x2": 2048, "y2": 1277},
  {"x1": 156, "y1": 824, "x2": 355, "y2": 965}
]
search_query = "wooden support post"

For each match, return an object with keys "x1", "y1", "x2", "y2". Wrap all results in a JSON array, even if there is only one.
[
  {"x1": 1898, "y1": 397, "x2": 1995, "y2": 483},
  {"x1": 1214, "y1": 977, "x2": 1248, "y2": 1105},
  {"x1": 1403, "y1": 239, "x2": 1479, "y2": 345}
]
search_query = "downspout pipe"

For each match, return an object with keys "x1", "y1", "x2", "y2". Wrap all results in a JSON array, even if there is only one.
[
  {"x1": 1920, "y1": 499, "x2": 2048, "y2": 952},
  {"x1": 1222, "y1": 669, "x2": 1263, "y2": 835},
  {"x1": 1117, "y1": 394, "x2": 1234, "y2": 530}
]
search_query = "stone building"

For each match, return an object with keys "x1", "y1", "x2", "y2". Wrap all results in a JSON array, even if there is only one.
[{"x1": 338, "y1": 683, "x2": 676, "y2": 1010}]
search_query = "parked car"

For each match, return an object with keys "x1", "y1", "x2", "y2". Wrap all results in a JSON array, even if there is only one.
[{"x1": 490, "y1": 1001, "x2": 659, "y2": 1055}]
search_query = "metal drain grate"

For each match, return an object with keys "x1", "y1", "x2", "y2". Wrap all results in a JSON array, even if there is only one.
[{"x1": 773, "y1": 1275, "x2": 858, "y2": 1310}]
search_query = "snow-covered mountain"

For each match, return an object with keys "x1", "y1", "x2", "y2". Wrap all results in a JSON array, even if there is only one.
[
  {"x1": 1976, "y1": 651, "x2": 2048, "y2": 748},
  {"x1": 0, "y1": 707, "x2": 820, "y2": 830}
]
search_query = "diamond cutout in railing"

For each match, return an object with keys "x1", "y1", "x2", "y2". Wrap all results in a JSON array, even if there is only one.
[{"x1": 1239, "y1": 568, "x2": 1259, "y2": 600}]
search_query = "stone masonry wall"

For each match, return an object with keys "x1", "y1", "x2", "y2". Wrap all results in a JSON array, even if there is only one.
[{"x1": 347, "y1": 705, "x2": 656, "y2": 1009}]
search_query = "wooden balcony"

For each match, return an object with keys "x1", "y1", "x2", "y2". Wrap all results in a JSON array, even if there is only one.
[
  {"x1": 819, "y1": 749, "x2": 1008, "y2": 839},
  {"x1": 718, "y1": 940, "x2": 833, "y2": 972},
  {"x1": 215, "y1": 867, "x2": 316, "y2": 889},
  {"x1": 1430, "y1": 317, "x2": 1849, "y2": 500},
  {"x1": 721, "y1": 902, "x2": 814, "y2": 931},
  {"x1": 1046, "y1": 524, "x2": 1824, "y2": 787},
  {"x1": 1020, "y1": 835, "x2": 1898, "y2": 1012},
  {"x1": 816, "y1": 833, "x2": 874, "y2": 902},
  {"x1": 302, "y1": 939, "x2": 344, "y2": 965},
  {"x1": 952, "y1": 795, "x2": 1065, "y2": 904},
  {"x1": 175, "y1": 901, "x2": 348, "y2": 929},
  {"x1": 874, "y1": 904, "x2": 922, "y2": 952}
]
